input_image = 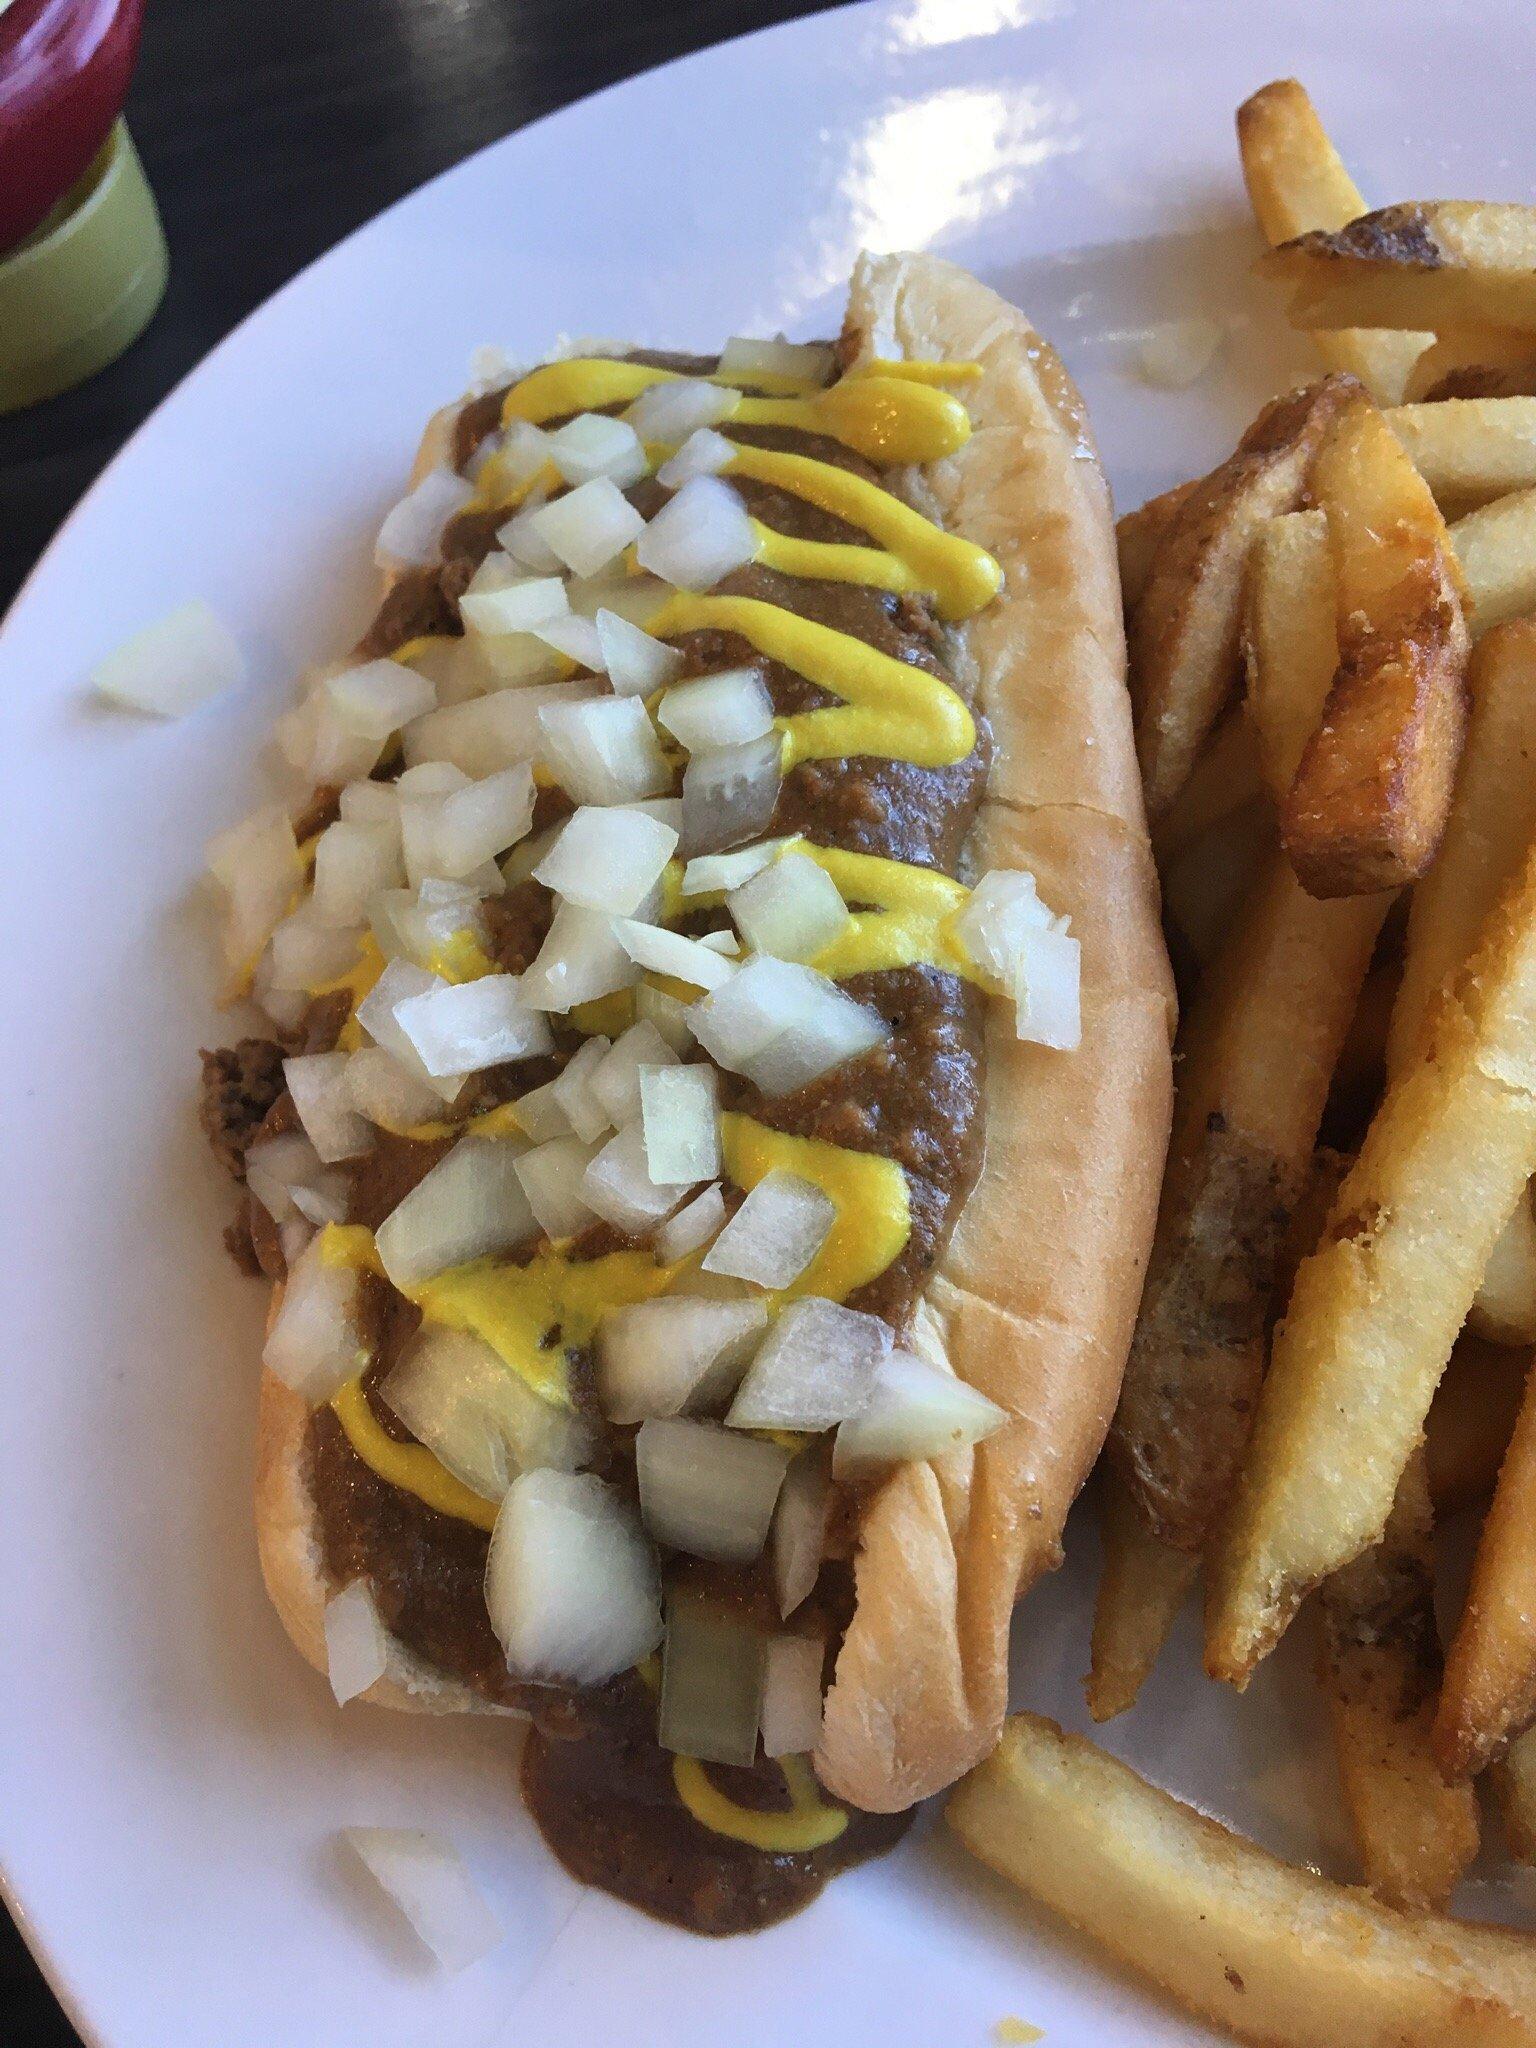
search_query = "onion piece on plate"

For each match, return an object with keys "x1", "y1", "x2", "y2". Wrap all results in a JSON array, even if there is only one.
[
  {"x1": 91, "y1": 598, "x2": 246, "y2": 716},
  {"x1": 772, "y1": 1444, "x2": 831, "y2": 1616},
  {"x1": 324, "y1": 1579, "x2": 389, "y2": 1705},
  {"x1": 702, "y1": 1169, "x2": 835, "y2": 1290},
  {"x1": 728, "y1": 850, "x2": 851, "y2": 962},
  {"x1": 374, "y1": 1135, "x2": 537, "y2": 1290},
  {"x1": 658, "y1": 1585, "x2": 766, "y2": 1769},
  {"x1": 520, "y1": 903, "x2": 639, "y2": 1014},
  {"x1": 342, "y1": 1828, "x2": 501, "y2": 1973},
  {"x1": 681, "y1": 731, "x2": 783, "y2": 855},
  {"x1": 485, "y1": 1469, "x2": 662, "y2": 1685},
  {"x1": 344, "y1": 1045, "x2": 446, "y2": 1132},
  {"x1": 717, "y1": 336, "x2": 835, "y2": 386},
  {"x1": 598, "y1": 1296, "x2": 767, "y2": 1423},
  {"x1": 760, "y1": 1633, "x2": 826, "y2": 1758},
  {"x1": 206, "y1": 805, "x2": 302, "y2": 977},
  {"x1": 402, "y1": 678, "x2": 601, "y2": 779},
  {"x1": 311, "y1": 820, "x2": 403, "y2": 928},
  {"x1": 623, "y1": 377, "x2": 735, "y2": 445},
  {"x1": 530, "y1": 477, "x2": 645, "y2": 578},
  {"x1": 636, "y1": 474, "x2": 756, "y2": 590},
  {"x1": 266, "y1": 911, "x2": 363, "y2": 992},
  {"x1": 511, "y1": 1078, "x2": 571, "y2": 1143},
  {"x1": 548, "y1": 1032, "x2": 613, "y2": 1141},
  {"x1": 546, "y1": 413, "x2": 647, "y2": 488},
  {"x1": 393, "y1": 974, "x2": 553, "y2": 1078},
  {"x1": 537, "y1": 695, "x2": 671, "y2": 805},
  {"x1": 431, "y1": 766, "x2": 536, "y2": 879},
  {"x1": 726, "y1": 1297, "x2": 888, "y2": 1431},
  {"x1": 689, "y1": 954, "x2": 889, "y2": 1094},
  {"x1": 680, "y1": 838, "x2": 790, "y2": 898},
  {"x1": 244, "y1": 1130, "x2": 328, "y2": 1224},
  {"x1": 636, "y1": 981, "x2": 695, "y2": 1054},
  {"x1": 656, "y1": 667, "x2": 773, "y2": 752},
  {"x1": 512, "y1": 1134, "x2": 602, "y2": 1240},
  {"x1": 533, "y1": 805, "x2": 678, "y2": 916},
  {"x1": 655, "y1": 1182, "x2": 727, "y2": 1265},
  {"x1": 375, "y1": 467, "x2": 475, "y2": 571},
  {"x1": 380, "y1": 1325, "x2": 589, "y2": 1499},
  {"x1": 657, "y1": 427, "x2": 737, "y2": 489},
  {"x1": 582, "y1": 1123, "x2": 693, "y2": 1234},
  {"x1": 612, "y1": 916, "x2": 737, "y2": 991},
  {"x1": 262, "y1": 1230, "x2": 366, "y2": 1403},
  {"x1": 833, "y1": 1348, "x2": 1008, "y2": 1471},
  {"x1": 592, "y1": 1020, "x2": 680, "y2": 1128},
  {"x1": 459, "y1": 574, "x2": 568, "y2": 639},
  {"x1": 532, "y1": 612, "x2": 604, "y2": 671},
  {"x1": 640, "y1": 1063, "x2": 720, "y2": 1185},
  {"x1": 496, "y1": 484, "x2": 564, "y2": 574},
  {"x1": 637, "y1": 1418, "x2": 789, "y2": 1562},
  {"x1": 595, "y1": 607, "x2": 683, "y2": 697},
  {"x1": 284, "y1": 1050, "x2": 374, "y2": 1163},
  {"x1": 1136, "y1": 316, "x2": 1227, "y2": 389},
  {"x1": 355, "y1": 959, "x2": 460, "y2": 1102}
]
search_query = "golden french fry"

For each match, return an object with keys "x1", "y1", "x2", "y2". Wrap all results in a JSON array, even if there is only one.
[
  {"x1": 1235, "y1": 80, "x2": 1427, "y2": 404},
  {"x1": 1242, "y1": 508, "x2": 1337, "y2": 805},
  {"x1": 1436, "y1": 1352, "x2": 1536, "y2": 1778},
  {"x1": 1387, "y1": 398, "x2": 1536, "y2": 516},
  {"x1": 1493, "y1": 1725, "x2": 1536, "y2": 1863},
  {"x1": 1132, "y1": 377, "x2": 1356, "y2": 821},
  {"x1": 1425, "y1": 1332, "x2": 1528, "y2": 1515},
  {"x1": 1451, "y1": 487, "x2": 1536, "y2": 637},
  {"x1": 1118, "y1": 480, "x2": 1195, "y2": 617},
  {"x1": 1283, "y1": 392, "x2": 1470, "y2": 898},
  {"x1": 1406, "y1": 332, "x2": 1536, "y2": 404},
  {"x1": 1315, "y1": 1449, "x2": 1479, "y2": 1910},
  {"x1": 1205, "y1": 832, "x2": 1536, "y2": 1686},
  {"x1": 946, "y1": 1714, "x2": 1536, "y2": 2048},
  {"x1": 1469, "y1": 1198, "x2": 1536, "y2": 1346},
  {"x1": 1261, "y1": 202, "x2": 1536, "y2": 336},
  {"x1": 1150, "y1": 702, "x2": 1265, "y2": 869},
  {"x1": 1085, "y1": 1477, "x2": 1198, "y2": 1722}
]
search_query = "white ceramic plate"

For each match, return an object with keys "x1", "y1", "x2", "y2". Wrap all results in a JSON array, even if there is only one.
[{"x1": 3, "y1": 3, "x2": 1531, "y2": 2042}]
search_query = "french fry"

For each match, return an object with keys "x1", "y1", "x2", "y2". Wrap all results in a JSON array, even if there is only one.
[
  {"x1": 1282, "y1": 392, "x2": 1470, "y2": 898},
  {"x1": 1315, "y1": 1449, "x2": 1480, "y2": 1910},
  {"x1": 1159, "y1": 794, "x2": 1275, "y2": 978},
  {"x1": 1204, "y1": 832, "x2": 1536, "y2": 1687},
  {"x1": 1261, "y1": 202, "x2": 1536, "y2": 336},
  {"x1": 1118, "y1": 479, "x2": 1195, "y2": 617},
  {"x1": 1469, "y1": 1196, "x2": 1536, "y2": 1346},
  {"x1": 1113, "y1": 515, "x2": 1392, "y2": 1550},
  {"x1": 946, "y1": 1714, "x2": 1536, "y2": 2048},
  {"x1": 1408, "y1": 338, "x2": 1536, "y2": 405},
  {"x1": 1236, "y1": 80, "x2": 1428, "y2": 405},
  {"x1": 1450, "y1": 487, "x2": 1536, "y2": 637},
  {"x1": 1493, "y1": 1725, "x2": 1536, "y2": 1863},
  {"x1": 1132, "y1": 376, "x2": 1355, "y2": 820},
  {"x1": 1086, "y1": 1476, "x2": 1198, "y2": 1722},
  {"x1": 1425, "y1": 1332, "x2": 1528, "y2": 1514},
  {"x1": 1242, "y1": 508, "x2": 1337, "y2": 805},
  {"x1": 1436, "y1": 1352, "x2": 1536, "y2": 1778},
  {"x1": 1387, "y1": 398, "x2": 1536, "y2": 516},
  {"x1": 1150, "y1": 701, "x2": 1265, "y2": 868}
]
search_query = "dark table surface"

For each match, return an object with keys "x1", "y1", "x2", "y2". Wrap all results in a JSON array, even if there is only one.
[{"x1": 1, "y1": 3, "x2": 836, "y2": 2037}]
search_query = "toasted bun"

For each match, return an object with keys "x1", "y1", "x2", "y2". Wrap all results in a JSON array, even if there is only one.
[{"x1": 254, "y1": 254, "x2": 1174, "y2": 1800}]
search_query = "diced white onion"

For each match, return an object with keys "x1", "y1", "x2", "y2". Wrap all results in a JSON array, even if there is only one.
[
  {"x1": 717, "y1": 336, "x2": 835, "y2": 386},
  {"x1": 91, "y1": 598, "x2": 246, "y2": 716},
  {"x1": 207, "y1": 805, "x2": 302, "y2": 976},
  {"x1": 702, "y1": 1170, "x2": 835, "y2": 1289},
  {"x1": 546, "y1": 413, "x2": 647, "y2": 488},
  {"x1": 324, "y1": 1579, "x2": 389, "y2": 1704},
  {"x1": 638, "y1": 1418, "x2": 788, "y2": 1562},
  {"x1": 657, "y1": 427, "x2": 736, "y2": 489},
  {"x1": 833, "y1": 1348, "x2": 1008, "y2": 1471},
  {"x1": 312, "y1": 821, "x2": 403, "y2": 928},
  {"x1": 598, "y1": 1296, "x2": 767, "y2": 1423},
  {"x1": 342, "y1": 1828, "x2": 501, "y2": 1973},
  {"x1": 954, "y1": 869, "x2": 1056, "y2": 979},
  {"x1": 656, "y1": 667, "x2": 773, "y2": 752},
  {"x1": 290, "y1": 1176, "x2": 350, "y2": 1227},
  {"x1": 468, "y1": 342, "x2": 520, "y2": 393},
  {"x1": 592, "y1": 1020, "x2": 680, "y2": 1128},
  {"x1": 772, "y1": 1446, "x2": 830, "y2": 1616},
  {"x1": 520, "y1": 903, "x2": 638, "y2": 1013},
  {"x1": 356, "y1": 959, "x2": 459, "y2": 1101},
  {"x1": 267, "y1": 911, "x2": 363, "y2": 992},
  {"x1": 369, "y1": 878, "x2": 488, "y2": 973},
  {"x1": 1013, "y1": 925, "x2": 1082, "y2": 1050},
  {"x1": 339, "y1": 779, "x2": 402, "y2": 830},
  {"x1": 636, "y1": 981, "x2": 695, "y2": 1053},
  {"x1": 549, "y1": 1032, "x2": 614, "y2": 1141},
  {"x1": 681, "y1": 731, "x2": 782, "y2": 855},
  {"x1": 759, "y1": 1633, "x2": 825, "y2": 1758},
  {"x1": 250, "y1": 952, "x2": 309, "y2": 1034},
  {"x1": 262, "y1": 1231, "x2": 365, "y2": 1402},
  {"x1": 595, "y1": 607, "x2": 684, "y2": 696},
  {"x1": 641, "y1": 1063, "x2": 719, "y2": 1184},
  {"x1": 430, "y1": 765, "x2": 536, "y2": 879},
  {"x1": 512, "y1": 1078, "x2": 570, "y2": 1142},
  {"x1": 689, "y1": 954, "x2": 890, "y2": 1094},
  {"x1": 624, "y1": 378, "x2": 735, "y2": 444},
  {"x1": 326, "y1": 661, "x2": 438, "y2": 766},
  {"x1": 375, "y1": 467, "x2": 474, "y2": 572},
  {"x1": 498, "y1": 418, "x2": 553, "y2": 486},
  {"x1": 533, "y1": 805, "x2": 678, "y2": 916},
  {"x1": 496, "y1": 486, "x2": 565, "y2": 573},
  {"x1": 485, "y1": 1469, "x2": 662, "y2": 1685},
  {"x1": 344, "y1": 1045, "x2": 445, "y2": 1132},
  {"x1": 537, "y1": 695, "x2": 670, "y2": 805},
  {"x1": 513, "y1": 1134, "x2": 602, "y2": 1239},
  {"x1": 612, "y1": 916, "x2": 737, "y2": 991},
  {"x1": 375, "y1": 1135, "x2": 537, "y2": 1289},
  {"x1": 459, "y1": 574, "x2": 568, "y2": 639},
  {"x1": 582, "y1": 1122, "x2": 691, "y2": 1234},
  {"x1": 568, "y1": 568, "x2": 667, "y2": 628},
  {"x1": 728, "y1": 850, "x2": 850, "y2": 963},
  {"x1": 680, "y1": 838, "x2": 790, "y2": 897},
  {"x1": 635, "y1": 474, "x2": 756, "y2": 591},
  {"x1": 658, "y1": 1586, "x2": 765, "y2": 1769},
  {"x1": 245, "y1": 1130, "x2": 327, "y2": 1224},
  {"x1": 698, "y1": 928, "x2": 740, "y2": 955},
  {"x1": 530, "y1": 477, "x2": 645, "y2": 578},
  {"x1": 284, "y1": 1050, "x2": 374, "y2": 1163},
  {"x1": 532, "y1": 612, "x2": 604, "y2": 671},
  {"x1": 726, "y1": 1296, "x2": 889, "y2": 1431},
  {"x1": 380, "y1": 1324, "x2": 588, "y2": 1499},
  {"x1": 1136, "y1": 316, "x2": 1227, "y2": 390},
  {"x1": 394, "y1": 974, "x2": 553, "y2": 1078},
  {"x1": 403, "y1": 679, "x2": 601, "y2": 778},
  {"x1": 655, "y1": 1182, "x2": 726, "y2": 1265},
  {"x1": 463, "y1": 550, "x2": 523, "y2": 601}
]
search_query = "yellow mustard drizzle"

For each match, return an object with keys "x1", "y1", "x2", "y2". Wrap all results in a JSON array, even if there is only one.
[
  {"x1": 790, "y1": 841, "x2": 976, "y2": 983},
  {"x1": 647, "y1": 591, "x2": 975, "y2": 770},
  {"x1": 848, "y1": 356, "x2": 984, "y2": 386},
  {"x1": 719, "y1": 1114, "x2": 908, "y2": 1304},
  {"x1": 332, "y1": 1378, "x2": 501, "y2": 1531},
  {"x1": 671, "y1": 1754, "x2": 848, "y2": 1853},
  {"x1": 307, "y1": 933, "x2": 385, "y2": 1052}
]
